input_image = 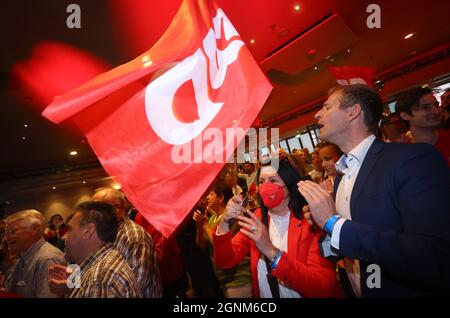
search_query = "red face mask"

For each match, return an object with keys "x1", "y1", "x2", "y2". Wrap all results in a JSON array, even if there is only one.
[{"x1": 258, "y1": 182, "x2": 286, "y2": 209}]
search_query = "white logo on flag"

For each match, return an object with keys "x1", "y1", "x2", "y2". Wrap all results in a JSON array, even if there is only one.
[{"x1": 145, "y1": 9, "x2": 244, "y2": 145}]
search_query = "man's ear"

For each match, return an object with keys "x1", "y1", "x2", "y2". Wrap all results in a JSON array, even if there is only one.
[
  {"x1": 399, "y1": 111, "x2": 412, "y2": 121},
  {"x1": 347, "y1": 103, "x2": 362, "y2": 122},
  {"x1": 81, "y1": 223, "x2": 96, "y2": 240}
]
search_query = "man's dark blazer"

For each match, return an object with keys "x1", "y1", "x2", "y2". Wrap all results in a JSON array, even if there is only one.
[{"x1": 334, "y1": 138, "x2": 450, "y2": 297}]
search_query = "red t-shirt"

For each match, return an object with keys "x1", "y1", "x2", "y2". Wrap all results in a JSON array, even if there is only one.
[{"x1": 435, "y1": 130, "x2": 450, "y2": 167}]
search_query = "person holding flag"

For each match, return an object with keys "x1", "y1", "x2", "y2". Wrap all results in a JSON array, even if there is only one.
[{"x1": 42, "y1": 0, "x2": 273, "y2": 240}]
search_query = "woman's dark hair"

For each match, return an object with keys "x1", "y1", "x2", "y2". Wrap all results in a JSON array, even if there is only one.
[
  {"x1": 287, "y1": 154, "x2": 307, "y2": 177},
  {"x1": 211, "y1": 180, "x2": 234, "y2": 206},
  {"x1": 49, "y1": 214, "x2": 64, "y2": 230},
  {"x1": 257, "y1": 157, "x2": 307, "y2": 220}
]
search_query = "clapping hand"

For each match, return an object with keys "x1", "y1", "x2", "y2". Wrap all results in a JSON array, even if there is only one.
[
  {"x1": 298, "y1": 180, "x2": 337, "y2": 229},
  {"x1": 192, "y1": 210, "x2": 208, "y2": 229},
  {"x1": 236, "y1": 210, "x2": 277, "y2": 260},
  {"x1": 48, "y1": 264, "x2": 70, "y2": 296}
]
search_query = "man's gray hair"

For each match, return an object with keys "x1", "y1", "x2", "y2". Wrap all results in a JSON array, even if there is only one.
[{"x1": 5, "y1": 209, "x2": 47, "y2": 234}]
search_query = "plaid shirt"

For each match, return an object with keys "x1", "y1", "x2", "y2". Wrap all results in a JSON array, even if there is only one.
[
  {"x1": 115, "y1": 217, "x2": 162, "y2": 298},
  {"x1": 69, "y1": 243, "x2": 142, "y2": 298}
]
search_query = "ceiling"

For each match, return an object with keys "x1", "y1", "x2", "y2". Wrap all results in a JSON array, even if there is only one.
[{"x1": 1, "y1": 0, "x2": 450, "y2": 185}]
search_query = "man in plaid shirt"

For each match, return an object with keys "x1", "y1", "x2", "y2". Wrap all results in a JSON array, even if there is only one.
[
  {"x1": 92, "y1": 188, "x2": 162, "y2": 298},
  {"x1": 49, "y1": 201, "x2": 142, "y2": 298}
]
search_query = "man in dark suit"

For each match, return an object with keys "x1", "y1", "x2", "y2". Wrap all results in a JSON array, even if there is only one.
[{"x1": 298, "y1": 84, "x2": 450, "y2": 297}]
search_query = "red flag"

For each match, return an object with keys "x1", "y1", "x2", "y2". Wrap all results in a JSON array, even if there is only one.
[
  {"x1": 42, "y1": 0, "x2": 272, "y2": 237},
  {"x1": 328, "y1": 66, "x2": 376, "y2": 87}
]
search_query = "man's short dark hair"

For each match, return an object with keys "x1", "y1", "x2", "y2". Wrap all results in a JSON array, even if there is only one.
[
  {"x1": 332, "y1": 84, "x2": 384, "y2": 134},
  {"x1": 395, "y1": 86, "x2": 433, "y2": 115},
  {"x1": 75, "y1": 201, "x2": 118, "y2": 243},
  {"x1": 211, "y1": 180, "x2": 233, "y2": 205}
]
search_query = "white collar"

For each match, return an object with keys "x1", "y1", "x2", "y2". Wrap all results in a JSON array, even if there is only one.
[
  {"x1": 268, "y1": 209, "x2": 290, "y2": 222},
  {"x1": 336, "y1": 135, "x2": 376, "y2": 174}
]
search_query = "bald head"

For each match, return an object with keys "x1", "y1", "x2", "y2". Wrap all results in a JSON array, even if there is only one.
[{"x1": 91, "y1": 187, "x2": 126, "y2": 220}]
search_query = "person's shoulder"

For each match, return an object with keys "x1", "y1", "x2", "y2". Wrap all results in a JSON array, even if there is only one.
[
  {"x1": 94, "y1": 247, "x2": 124, "y2": 267},
  {"x1": 39, "y1": 240, "x2": 64, "y2": 257},
  {"x1": 119, "y1": 217, "x2": 153, "y2": 244},
  {"x1": 91, "y1": 248, "x2": 132, "y2": 279},
  {"x1": 103, "y1": 248, "x2": 128, "y2": 267},
  {"x1": 381, "y1": 140, "x2": 448, "y2": 174},
  {"x1": 105, "y1": 249, "x2": 136, "y2": 280},
  {"x1": 382, "y1": 140, "x2": 440, "y2": 159},
  {"x1": 34, "y1": 241, "x2": 65, "y2": 265}
]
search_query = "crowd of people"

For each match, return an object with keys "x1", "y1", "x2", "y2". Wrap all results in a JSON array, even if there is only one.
[{"x1": 0, "y1": 84, "x2": 449, "y2": 298}]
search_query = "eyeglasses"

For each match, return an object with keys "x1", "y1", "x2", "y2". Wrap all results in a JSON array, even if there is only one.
[
  {"x1": 412, "y1": 102, "x2": 440, "y2": 112},
  {"x1": 4, "y1": 226, "x2": 27, "y2": 236}
]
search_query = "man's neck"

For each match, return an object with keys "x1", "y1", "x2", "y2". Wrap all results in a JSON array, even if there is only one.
[
  {"x1": 19, "y1": 237, "x2": 42, "y2": 257},
  {"x1": 338, "y1": 132, "x2": 372, "y2": 154},
  {"x1": 77, "y1": 242, "x2": 104, "y2": 265},
  {"x1": 410, "y1": 126, "x2": 439, "y2": 145}
]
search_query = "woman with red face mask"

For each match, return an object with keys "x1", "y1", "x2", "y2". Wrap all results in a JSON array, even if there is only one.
[{"x1": 213, "y1": 157, "x2": 337, "y2": 298}]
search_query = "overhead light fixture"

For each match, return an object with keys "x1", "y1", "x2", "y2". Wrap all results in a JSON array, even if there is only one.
[
  {"x1": 347, "y1": 49, "x2": 351, "y2": 53},
  {"x1": 21, "y1": 136, "x2": 26, "y2": 140},
  {"x1": 24, "y1": 124, "x2": 28, "y2": 128},
  {"x1": 314, "y1": 66, "x2": 318, "y2": 70},
  {"x1": 82, "y1": 181, "x2": 86, "y2": 184},
  {"x1": 404, "y1": 33, "x2": 414, "y2": 39},
  {"x1": 294, "y1": 4, "x2": 301, "y2": 11},
  {"x1": 70, "y1": 151, "x2": 78, "y2": 156},
  {"x1": 249, "y1": 39, "x2": 255, "y2": 44},
  {"x1": 52, "y1": 186, "x2": 56, "y2": 190}
]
